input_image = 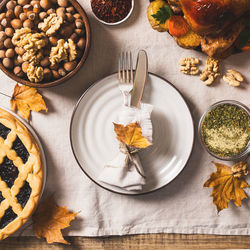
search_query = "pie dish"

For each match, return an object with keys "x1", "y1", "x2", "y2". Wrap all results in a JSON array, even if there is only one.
[{"x1": 0, "y1": 108, "x2": 43, "y2": 240}]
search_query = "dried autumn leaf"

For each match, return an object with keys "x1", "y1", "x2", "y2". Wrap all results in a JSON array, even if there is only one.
[
  {"x1": 204, "y1": 162, "x2": 250, "y2": 213},
  {"x1": 11, "y1": 84, "x2": 47, "y2": 120},
  {"x1": 33, "y1": 196, "x2": 78, "y2": 245},
  {"x1": 114, "y1": 122, "x2": 152, "y2": 149}
]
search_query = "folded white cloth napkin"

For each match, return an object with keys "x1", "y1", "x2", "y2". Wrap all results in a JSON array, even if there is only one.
[{"x1": 98, "y1": 103, "x2": 153, "y2": 191}]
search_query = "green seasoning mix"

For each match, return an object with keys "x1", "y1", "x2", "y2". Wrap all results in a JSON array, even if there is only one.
[{"x1": 201, "y1": 104, "x2": 250, "y2": 157}]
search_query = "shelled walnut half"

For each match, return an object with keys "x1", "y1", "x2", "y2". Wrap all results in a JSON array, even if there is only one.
[
  {"x1": 179, "y1": 57, "x2": 199, "y2": 75},
  {"x1": 200, "y1": 57, "x2": 220, "y2": 85}
]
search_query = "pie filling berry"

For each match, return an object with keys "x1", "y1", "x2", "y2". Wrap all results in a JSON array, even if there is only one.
[
  {"x1": 12, "y1": 137, "x2": 30, "y2": 164},
  {"x1": 16, "y1": 181, "x2": 32, "y2": 209},
  {"x1": 0, "y1": 157, "x2": 19, "y2": 188},
  {"x1": 0, "y1": 207, "x2": 17, "y2": 229},
  {"x1": 0, "y1": 123, "x2": 11, "y2": 140}
]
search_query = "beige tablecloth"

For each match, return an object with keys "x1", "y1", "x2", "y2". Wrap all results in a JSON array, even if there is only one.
[{"x1": 1, "y1": 0, "x2": 250, "y2": 236}]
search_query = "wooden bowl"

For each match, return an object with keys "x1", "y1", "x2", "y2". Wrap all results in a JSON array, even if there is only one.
[{"x1": 0, "y1": 0, "x2": 91, "y2": 88}]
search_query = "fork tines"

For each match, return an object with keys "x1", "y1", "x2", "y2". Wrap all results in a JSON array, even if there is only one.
[{"x1": 118, "y1": 52, "x2": 133, "y2": 84}]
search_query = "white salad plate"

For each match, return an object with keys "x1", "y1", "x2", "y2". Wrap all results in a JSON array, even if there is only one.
[
  {"x1": 0, "y1": 106, "x2": 47, "y2": 195},
  {"x1": 70, "y1": 73, "x2": 194, "y2": 195}
]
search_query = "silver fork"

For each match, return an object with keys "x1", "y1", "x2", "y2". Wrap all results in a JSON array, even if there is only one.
[{"x1": 118, "y1": 52, "x2": 134, "y2": 106}]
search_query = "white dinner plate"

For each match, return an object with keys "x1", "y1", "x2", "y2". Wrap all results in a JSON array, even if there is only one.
[
  {"x1": 0, "y1": 106, "x2": 47, "y2": 195},
  {"x1": 70, "y1": 73, "x2": 194, "y2": 195}
]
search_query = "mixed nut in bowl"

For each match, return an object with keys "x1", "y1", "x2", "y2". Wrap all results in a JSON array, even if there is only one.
[
  {"x1": 198, "y1": 100, "x2": 250, "y2": 161},
  {"x1": 0, "y1": 0, "x2": 90, "y2": 87}
]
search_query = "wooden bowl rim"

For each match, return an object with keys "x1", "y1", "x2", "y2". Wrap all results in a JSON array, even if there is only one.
[{"x1": 0, "y1": 0, "x2": 91, "y2": 88}]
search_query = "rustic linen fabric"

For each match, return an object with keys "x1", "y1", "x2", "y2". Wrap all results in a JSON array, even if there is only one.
[{"x1": 1, "y1": 0, "x2": 249, "y2": 236}]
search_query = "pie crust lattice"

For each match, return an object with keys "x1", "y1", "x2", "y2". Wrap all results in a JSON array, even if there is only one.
[{"x1": 0, "y1": 108, "x2": 43, "y2": 240}]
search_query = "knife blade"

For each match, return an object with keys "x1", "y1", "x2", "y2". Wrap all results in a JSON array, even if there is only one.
[{"x1": 130, "y1": 50, "x2": 148, "y2": 108}]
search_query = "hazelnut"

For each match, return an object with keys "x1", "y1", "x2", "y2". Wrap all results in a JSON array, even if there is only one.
[
  {"x1": 5, "y1": 48, "x2": 15, "y2": 58},
  {"x1": 21, "y1": 61, "x2": 29, "y2": 73},
  {"x1": 10, "y1": 19, "x2": 23, "y2": 29},
  {"x1": 20, "y1": 13, "x2": 28, "y2": 21},
  {"x1": 23, "y1": 19, "x2": 33, "y2": 28},
  {"x1": 23, "y1": 4, "x2": 33, "y2": 12},
  {"x1": 0, "y1": 41, "x2": 4, "y2": 49},
  {"x1": 49, "y1": 36, "x2": 59, "y2": 46},
  {"x1": 58, "y1": 67, "x2": 66, "y2": 77},
  {"x1": 70, "y1": 33, "x2": 78, "y2": 43},
  {"x1": 43, "y1": 68, "x2": 52, "y2": 80},
  {"x1": 1, "y1": 18, "x2": 11, "y2": 27},
  {"x1": 15, "y1": 47, "x2": 25, "y2": 55},
  {"x1": 58, "y1": 0, "x2": 68, "y2": 7},
  {"x1": 75, "y1": 29, "x2": 84, "y2": 36},
  {"x1": 27, "y1": 11, "x2": 37, "y2": 20},
  {"x1": 60, "y1": 25, "x2": 73, "y2": 38},
  {"x1": 5, "y1": 27, "x2": 14, "y2": 37},
  {"x1": 77, "y1": 37, "x2": 85, "y2": 50},
  {"x1": 3, "y1": 58, "x2": 14, "y2": 69},
  {"x1": 0, "y1": 25, "x2": 3, "y2": 31},
  {"x1": 43, "y1": 48, "x2": 50, "y2": 56},
  {"x1": 0, "y1": 31, "x2": 7, "y2": 41},
  {"x1": 0, "y1": 50, "x2": 6, "y2": 58},
  {"x1": 14, "y1": 66, "x2": 24, "y2": 77},
  {"x1": 6, "y1": 1, "x2": 17, "y2": 10},
  {"x1": 39, "y1": 11, "x2": 47, "y2": 20},
  {"x1": 14, "y1": 58, "x2": 20, "y2": 66},
  {"x1": 0, "y1": 13, "x2": 6, "y2": 22},
  {"x1": 40, "y1": 0, "x2": 52, "y2": 10},
  {"x1": 40, "y1": 56, "x2": 50, "y2": 67},
  {"x1": 14, "y1": 5, "x2": 23, "y2": 17},
  {"x1": 47, "y1": 8, "x2": 55, "y2": 15},
  {"x1": 17, "y1": 0, "x2": 29, "y2": 6},
  {"x1": 73, "y1": 13, "x2": 81, "y2": 19},
  {"x1": 64, "y1": 61, "x2": 77, "y2": 72},
  {"x1": 33, "y1": 3, "x2": 40, "y2": 13},
  {"x1": 17, "y1": 55, "x2": 23, "y2": 63},
  {"x1": 66, "y1": 6, "x2": 74, "y2": 14},
  {"x1": 6, "y1": 10, "x2": 15, "y2": 19},
  {"x1": 56, "y1": 7, "x2": 66, "y2": 18},
  {"x1": 66, "y1": 13, "x2": 74, "y2": 22},
  {"x1": 50, "y1": 64, "x2": 59, "y2": 70},
  {"x1": 4, "y1": 38, "x2": 14, "y2": 49},
  {"x1": 75, "y1": 19, "x2": 83, "y2": 28},
  {"x1": 51, "y1": 69, "x2": 60, "y2": 79}
]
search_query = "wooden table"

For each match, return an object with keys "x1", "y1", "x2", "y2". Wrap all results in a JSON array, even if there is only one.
[{"x1": 1, "y1": 234, "x2": 250, "y2": 249}]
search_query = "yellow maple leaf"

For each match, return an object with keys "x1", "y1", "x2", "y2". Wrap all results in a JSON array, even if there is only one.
[
  {"x1": 114, "y1": 122, "x2": 152, "y2": 149},
  {"x1": 204, "y1": 162, "x2": 250, "y2": 213},
  {"x1": 10, "y1": 84, "x2": 47, "y2": 120},
  {"x1": 33, "y1": 196, "x2": 78, "y2": 245}
]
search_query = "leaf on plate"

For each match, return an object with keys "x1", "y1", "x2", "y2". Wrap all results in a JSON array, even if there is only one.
[
  {"x1": 204, "y1": 161, "x2": 250, "y2": 213},
  {"x1": 32, "y1": 196, "x2": 78, "y2": 245},
  {"x1": 114, "y1": 122, "x2": 152, "y2": 149},
  {"x1": 10, "y1": 84, "x2": 47, "y2": 120},
  {"x1": 152, "y1": 5, "x2": 173, "y2": 24}
]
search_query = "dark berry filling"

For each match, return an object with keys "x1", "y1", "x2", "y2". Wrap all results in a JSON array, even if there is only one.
[
  {"x1": 0, "y1": 207, "x2": 17, "y2": 229},
  {"x1": 0, "y1": 192, "x2": 4, "y2": 204},
  {"x1": 12, "y1": 137, "x2": 29, "y2": 164},
  {"x1": 0, "y1": 123, "x2": 10, "y2": 140},
  {"x1": 0, "y1": 157, "x2": 19, "y2": 188},
  {"x1": 16, "y1": 181, "x2": 31, "y2": 208}
]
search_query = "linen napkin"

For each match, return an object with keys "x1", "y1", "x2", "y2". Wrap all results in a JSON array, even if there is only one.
[{"x1": 98, "y1": 103, "x2": 153, "y2": 191}]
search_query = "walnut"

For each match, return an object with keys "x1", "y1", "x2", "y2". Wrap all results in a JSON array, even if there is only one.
[
  {"x1": 27, "y1": 63, "x2": 44, "y2": 82},
  {"x1": 49, "y1": 38, "x2": 77, "y2": 66},
  {"x1": 39, "y1": 13, "x2": 63, "y2": 36},
  {"x1": 22, "y1": 50, "x2": 43, "y2": 64},
  {"x1": 179, "y1": 57, "x2": 199, "y2": 75},
  {"x1": 49, "y1": 39, "x2": 68, "y2": 66},
  {"x1": 68, "y1": 38, "x2": 77, "y2": 61},
  {"x1": 232, "y1": 162, "x2": 248, "y2": 178},
  {"x1": 12, "y1": 28, "x2": 31, "y2": 47},
  {"x1": 200, "y1": 57, "x2": 220, "y2": 85},
  {"x1": 223, "y1": 69, "x2": 244, "y2": 87}
]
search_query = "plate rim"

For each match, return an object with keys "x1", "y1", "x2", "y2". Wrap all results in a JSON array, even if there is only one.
[{"x1": 70, "y1": 72, "x2": 195, "y2": 196}]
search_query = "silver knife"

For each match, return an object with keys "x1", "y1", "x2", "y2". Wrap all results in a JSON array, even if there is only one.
[{"x1": 130, "y1": 50, "x2": 148, "y2": 108}]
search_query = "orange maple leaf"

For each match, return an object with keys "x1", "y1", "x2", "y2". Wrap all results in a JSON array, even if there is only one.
[
  {"x1": 32, "y1": 196, "x2": 78, "y2": 244},
  {"x1": 114, "y1": 122, "x2": 152, "y2": 149},
  {"x1": 204, "y1": 162, "x2": 250, "y2": 213},
  {"x1": 10, "y1": 84, "x2": 47, "y2": 120}
]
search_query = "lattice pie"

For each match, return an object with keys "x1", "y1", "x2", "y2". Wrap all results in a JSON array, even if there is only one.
[{"x1": 0, "y1": 108, "x2": 43, "y2": 240}]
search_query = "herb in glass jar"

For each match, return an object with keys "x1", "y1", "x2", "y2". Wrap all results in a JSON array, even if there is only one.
[{"x1": 201, "y1": 104, "x2": 250, "y2": 158}]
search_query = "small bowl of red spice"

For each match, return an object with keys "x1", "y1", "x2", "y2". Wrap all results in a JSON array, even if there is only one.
[{"x1": 90, "y1": 0, "x2": 134, "y2": 25}]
